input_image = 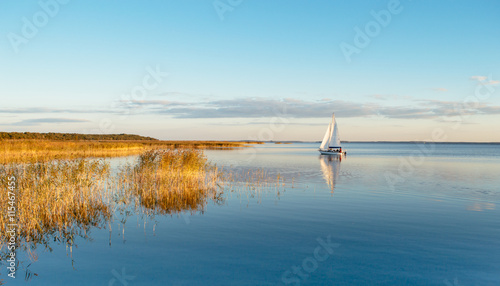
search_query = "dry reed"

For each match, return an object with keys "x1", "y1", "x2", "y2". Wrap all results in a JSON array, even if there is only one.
[
  {"x1": 0, "y1": 159, "x2": 112, "y2": 250},
  {"x1": 0, "y1": 146, "x2": 289, "y2": 284},
  {"x1": 117, "y1": 149, "x2": 224, "y2": 216},
  {"x1": 0, "y1": 139, "x2": 262, "y2": 164}
]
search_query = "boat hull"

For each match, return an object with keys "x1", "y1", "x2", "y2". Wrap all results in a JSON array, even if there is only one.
[{"x1": 318, "y1": 149, "x2": 346, "y2": 156}]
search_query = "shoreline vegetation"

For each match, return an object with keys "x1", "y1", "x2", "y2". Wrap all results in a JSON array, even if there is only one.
[
  {"x1": 0, "y1": 133, "x2": 263, "y2": 164},
  {"x1": 0, "y1": 150, "x2": 222, "y2": 251},
  {"x1": 0, "y1": 134, "x2": 283, "y2": 281},
  {"x1": 0, "y1": 132, "x2": 158, "y2": 141}
]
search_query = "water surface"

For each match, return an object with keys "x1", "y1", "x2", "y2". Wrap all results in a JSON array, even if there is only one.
[{"x1": 3, "y1": 143, "x2": 500, "y2": 285}]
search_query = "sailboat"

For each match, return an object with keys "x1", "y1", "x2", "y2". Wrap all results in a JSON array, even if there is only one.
[{"x1": 318, "y1": 113, "x2": 346, "y2": 155}]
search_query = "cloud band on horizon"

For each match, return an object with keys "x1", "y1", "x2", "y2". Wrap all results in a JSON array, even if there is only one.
[{"x1": 2, "y1": 97, "x2": 500, "y2": 124}]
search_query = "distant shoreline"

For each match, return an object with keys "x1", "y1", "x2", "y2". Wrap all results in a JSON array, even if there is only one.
[
  {"x1": 343, "y1": 141, "x2": 500, "y2": 144},
  {"x1": 264, "y1": 140, "x2": 500, "y2": 144},
  {"x1": 1, "y1": 132, "x2": 498, "y2": 144}
]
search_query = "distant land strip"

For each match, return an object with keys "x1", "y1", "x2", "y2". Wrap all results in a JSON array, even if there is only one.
[
  {"x1": 0, "y1": 132, "x2": 157, "y2": 141},
  {"x1": 268, "y1": 140, "x2": 500, "y2": 144},
  {"x1": 341, "y1": 141, "x2": 500, "y2": 144},
  {"x1": 0, "y1": 132, "x2": 264, "y2": 164}
]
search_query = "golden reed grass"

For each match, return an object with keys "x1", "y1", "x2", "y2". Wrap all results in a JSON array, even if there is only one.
[
  {"x1": 117, "y1": 149, "x2": 224, "y2": 216},
  {"x1": 0, "y1": 144, "x2": 283, "y2": 255},
  {"x1": 0, "y1": 139, "x2": 262, "y2": 164},
  {"x1": 0, "y1": 144, "x2": 287, "y2": 284},
  {"x1": 0, "y1": 159, "x2": 111, "y2": 249},
  {"x1": 0, "y1": 148, "x2": 226, "y2": 245}
]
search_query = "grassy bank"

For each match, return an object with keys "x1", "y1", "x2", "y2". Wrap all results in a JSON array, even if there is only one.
[{"x1": 0, "y1": 139, "x2": 262, "y2": 164}]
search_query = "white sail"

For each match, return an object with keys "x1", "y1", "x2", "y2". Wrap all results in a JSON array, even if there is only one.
[
  {"x1": 331, "y1": 116, "x2": 341, "y2": 148},
  {"x1": 320, "y1": 113, "x2": 341, "y2": 149},
  {"x1": 319, "y1": 120, "x2": 332, "y2": 149}
]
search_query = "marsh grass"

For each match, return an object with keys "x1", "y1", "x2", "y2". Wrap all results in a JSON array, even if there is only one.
[
  {"x1": 0, "y1": 159, "x2": 112, "y2": 250},
  {"x1": 117, "y1": 149, "x2": 224, "y2": 216},
  {"x1": 0, "y1": 139, "x2": 262, "y2": 164},
  {"x1": 0, "y1": 145, "x2": 287, "y2": 283},
  {"x1": 0, "y1": 146, "x2": 286, "y2": 251}
]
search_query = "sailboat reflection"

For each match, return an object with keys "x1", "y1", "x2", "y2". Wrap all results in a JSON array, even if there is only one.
[{"x1": 319, "y1": 155, "x2": 342, "y2": 193}]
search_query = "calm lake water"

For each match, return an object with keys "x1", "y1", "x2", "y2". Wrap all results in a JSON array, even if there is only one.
[{"x1": 4, "y1": 143, "x2": 500, "y2": 285}]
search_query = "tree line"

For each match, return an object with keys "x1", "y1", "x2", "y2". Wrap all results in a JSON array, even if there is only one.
[{"x1": 0, "y1": 132, "x2": 158, "y2": 141}]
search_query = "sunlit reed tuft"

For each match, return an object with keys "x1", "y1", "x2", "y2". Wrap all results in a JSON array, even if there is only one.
[{"x1": 117, "y1": 149, "x2": 224, "y2": 216}]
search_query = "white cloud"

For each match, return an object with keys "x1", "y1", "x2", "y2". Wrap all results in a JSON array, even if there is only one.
[
  {"x1": 432, "y1": 88, "x2": 448, "y2": 92},
  {"x1": 9, "y1": 118, "x2": 90, "y2": 126},
  {"x1": 369, "y1": 94, "x2": 412, "y2": 100},
  {"x1": 471, "y1": 75, "x2": 487, "y2": 81},
  {"x1": 470, "y1": 76, "x2": 498, "y2": 85},
  {"x1": 4, "y1": 98, "x2": 500, "y2": 123}
]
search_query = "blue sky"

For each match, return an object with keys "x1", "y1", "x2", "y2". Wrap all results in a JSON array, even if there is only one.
[{"x1": 1, "y1": 0, "x2": 499, "y2": 141}]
